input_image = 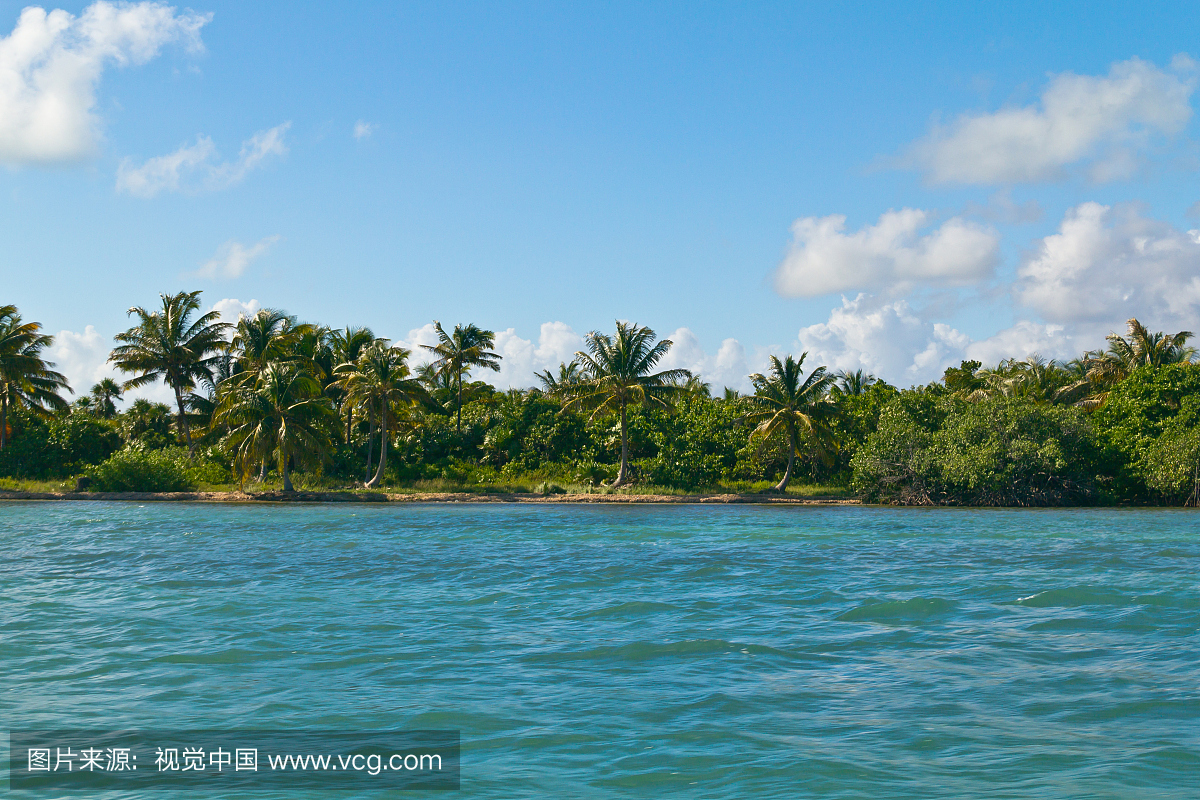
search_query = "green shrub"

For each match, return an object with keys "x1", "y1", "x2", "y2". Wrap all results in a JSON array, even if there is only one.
[
  {"x1": 87, "y1": 446, "x2": 195, "y2": 492},
  {"x1": 852, "y1": 396, "x2": 1098, "y2": 506}
]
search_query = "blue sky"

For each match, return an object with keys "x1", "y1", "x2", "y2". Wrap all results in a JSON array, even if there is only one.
[{"x1": 5, "y1": 1, "x2": 1200, "y2": 398}]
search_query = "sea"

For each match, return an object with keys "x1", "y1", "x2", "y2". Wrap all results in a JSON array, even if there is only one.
[{"x1": 2, "y1": 502, "x2": 1197, "y2": 798}]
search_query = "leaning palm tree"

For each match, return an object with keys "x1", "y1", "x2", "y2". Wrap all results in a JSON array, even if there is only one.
[
  {"x1": 565, "y1": 321, "x2": 690, "y2": 487},
  {"x1": 743, "y1": 353, "x2": 839, "y2": 492},
  {"x1": 0, "y1": 305, "x2": 71, "y2": 448},
  {"x1": 110, "y1": 291, "x2": 230, "y2": 455},
  {"x1": 421, "y1": 322, "x2": 501, "y2": 434},
  {"x1": 213, "y1": 361, "x2": 335, "y2": 492},
  {"x1": 332, "y1": 344, "x2": 430, "y2": 488},
  {"x1": 89, "y1": 378, "x2": 123, "y2": 419}
]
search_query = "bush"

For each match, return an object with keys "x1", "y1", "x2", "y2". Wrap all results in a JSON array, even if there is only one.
[
  {"x1": 852, "y1": 396, "x2": 1098, "y2": 506},
  {"x1": 87, "y1": 446, "x2": 195, "y2": 492},
  {"x1": 0, "y1": 409, "x2": 121, "y2": 478}
]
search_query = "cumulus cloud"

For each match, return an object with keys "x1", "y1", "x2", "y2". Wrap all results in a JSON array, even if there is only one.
[
  {"x1": 907, "y1": 56, "x2": 1196, "y2": 184},
  {"x1": 48, "y1": 325, "x2": 177, "y2": 405},
  {"x1": 353, "y1": 120, "x2": 375, "y2": 139},
  {"x1": 1017, "y1": 201, "x2": 1200, "y2": 329},
  {"x1": 963, "y1": 321, "x2": 1077, "y2": 367},
  {"x1": 195, "y1": 236, "x2": 280, "y2": 279},
  {"x1": 657, "y1": 327, "x2": 753, "y2": 391},
  {"x1": 209, "y1": 297, "x2": 260, "y2": 325},
  {"x1": 774, "y1": 209, "x2": 1000, "y2": 297},
  {"x1": 795, "y1": 295, "x2": 971, "y2": 385},
  {"x1": 0, "y1": 1, "x2": 209, "y2": 164},
  {"x1": 491, "y1": 322, "x2": 583, "y2": 389},
  {"x1": 116, "y1": 122, "x2": 290, "y2": 197}
]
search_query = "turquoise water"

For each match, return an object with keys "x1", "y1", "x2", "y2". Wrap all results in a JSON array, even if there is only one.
[{"x1": 2, "y1": 502, "x2": 1198, "y2": 798}]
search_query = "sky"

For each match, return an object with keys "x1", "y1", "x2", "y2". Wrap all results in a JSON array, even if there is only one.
[{"x1": 5, "y1": 1, "x2": 1200, "y2": 401}]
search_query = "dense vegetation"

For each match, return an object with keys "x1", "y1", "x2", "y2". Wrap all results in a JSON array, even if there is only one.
[{"x1": 2, "y1": 294, "x2": 1199, "y2": 505}]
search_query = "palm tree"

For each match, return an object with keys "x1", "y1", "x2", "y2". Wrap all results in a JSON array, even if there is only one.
[
  {"x1": 0, "y1": 305, "x2": 71, "y2": 448},
  {"x1": 213, "y1": 362, "x2": 335, "y2": 492},
  {"x1": 421, "y1": 322, "x2": 501, "y2": 434},
  {"x1": 835, "y1": 369, "x2": 876, "y2": 396},
  {"x1": 971, "y1": 355, "x2": 1082, "y2": 405},
  {"x1": 229, "y1": 308, "x2": 305, "y2": 381},
  {"x1": 329, "y1": 326, "x2": 383, "y2": 443},
  {"x1": 1081, "y1": 319, "x2": 1196, "y2": 407},
  {"x1": 89, "y1": 378, "x2": 123, "y2": 419},
  {"x1": 535, "y1": 360, "x2": 581, "y2": 397},
  {"x1": 566, "y1": 321, "x2": 690, "y2": 487},
  {"x1": 332, "y1": 344, "x2": 430, "y2": 488},
  {"x1": 110, "y1": 291, "x2": 230, "y2": 455},
  {"x1": 743, "y1": 353, "x2": 839, "y2": 492}
]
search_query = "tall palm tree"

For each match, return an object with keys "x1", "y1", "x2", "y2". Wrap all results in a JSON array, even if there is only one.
[
  {"x1": 566, "y1": 321, "x2": 690, "y2": 487},
  {"x1": 333, "y1": 344, "x2": 430, "y2": 488},
  {"x1": 329, "y1": 326, "x2": 383, "y2": 443},
  {"x1": 213, "y1": 361, "x2": 335, "y2": 492},
  {"x1": 89, "y1": 378, "x2": 123, "y2": 419},
  {"x1": 229, "y1": 308, "x2": 306, "y2": 381},
  {"x1": 110, "y1": 291, "x2": 230, "y2": 455},
  {"x1": 421, "y1": 322, "x2": 501, "y2": 434},
  {"x1": 0, "y1": 305, "x2": 71, "y2": 448},
  {"x1": 743, "y1": 353, "x2": 839, "y2": 492}
]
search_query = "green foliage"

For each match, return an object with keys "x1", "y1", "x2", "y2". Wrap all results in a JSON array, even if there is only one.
[
  {"x1": 852, "y1": 395, "x2": 1098, "y2": 506},
  {"x1": 1091, "y1": 363, "x2": 1200, "y2": 499},
  {"x1": 0, "y1": 409, "x2": 121, "y2": 478},
  {"x1": 86, "y1": 446, "x2": 195, "y2": 492}
]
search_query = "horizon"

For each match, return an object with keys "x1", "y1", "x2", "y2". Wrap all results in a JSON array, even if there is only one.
[{"x1": 6, "y1": 1, "x2": 1200, "y2": 402}]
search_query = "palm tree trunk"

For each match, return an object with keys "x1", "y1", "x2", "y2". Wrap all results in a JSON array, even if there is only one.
[
  {"x1": 775, "y1": 424, "x2": 796, "y2": 492},
  {"x1": 613, "y1": 403, "x2": 630, "y2": 487},
  {"x1": 366, "y1": 402, "x2": 387, "y2": 488},
  {"x1": 365, "y1": 404, "x2": 376, "y2": 481},
  {"x1": 345, "y1": 407, "x2": 353, "y2": 446},
  {"x1": 456, "y1": 369, "x2": 463, "y2": 435},
  {"x1": 1, "y1": 394, "x2": 7, "y2": 450},
  {"x1": 172, "y1": 384, "x2": 194, "y2": 456},
  {"x1": 282, "y1": 449, "x2": 294, "y2": 492}
]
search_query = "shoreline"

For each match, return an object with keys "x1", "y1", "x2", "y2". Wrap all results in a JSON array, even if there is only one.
[{"x1": 0, "y1": 489, "x2": 859, "y2": 505}]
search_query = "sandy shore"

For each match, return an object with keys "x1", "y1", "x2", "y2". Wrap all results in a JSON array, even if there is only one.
[{"x1": 0, "y1": 489, "x2": 859, "y2": 505}]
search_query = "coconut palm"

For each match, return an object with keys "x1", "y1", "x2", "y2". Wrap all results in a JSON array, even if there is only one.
[
  {"x1": 89, "y1": 378, "x2": 123, "y2": 419},
  {"x1": 229, "y1": 309, "x2": 306, "y2": 381},
  {"x1": 835, "y1": 369, "x2": 876, "y2": 396},
  {"x1": 213, "y1": 361, "x2": 335, "y2": 492},
  {"x1": 743, "y1": 353, "x2": 839, "y2": 492},
  {"x1": 971, "y1": 355, "x2": 1083, "y2": 405},
  {"x1": 332, "y1": 344, "x2": 430, "y2": 488},
  {"x1": 565, "y1": 321, "x2": 690, "y2": 487},
  {"x1": 110, "y1": 291, "x2": 230, "y2": 455},
  {"x1": 536, "y1": 360, "x2": 581, "y2": 397},
  {"x1": 1076, "y1": 319, "x2": 1197, "y2": 409},
  {"x1": 0, "y1": 306, "x2": 71, "y2": 448},
  {"x1": 421, "y1": 322, "x2": 501, "y2": 434},
  {"x1": 329, "y1": 326, "x2": 383, "y2": 443}
]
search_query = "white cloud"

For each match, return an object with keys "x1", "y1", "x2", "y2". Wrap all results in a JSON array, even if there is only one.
[
  {"x1": 657, "y1": 327, "x2": 753, "y2": 391},
  {"x1": 209, "y1": 297, "x2": 260, "y2": 326},
  {"x1": 964, "y1": 321, "x2": 1076, "y2": 367},
  {"x1": 1017, "y1": 201, "x2": 1200, "y2": 330},
  {"x1": 195, "y1": 236, "x2": 280, "y2": 279},
  {"x1": 49, "y1": 325, "x2": 175, "y2": 405},
  {"x1": 907, "y1": 56, "x2": 1196, "y2": 184},
  {"x1": 796, "y1": 295, "x2": 970, "y2": 385},
  {"x1": 775, "y1": 209, "x2": 1000, "y2": 297},
  {"x1": 0, "y1": 1, "x2": 209, "y2": 164},
  {"x1": 116, "y1": 122, "x2": 291, "y2": 197},
  {"x1": 353, "y1": 120, "x2": 375, "y2": 139},
  {"x1": 490, "y1": 322, "x2": 583, "y2": 389}
]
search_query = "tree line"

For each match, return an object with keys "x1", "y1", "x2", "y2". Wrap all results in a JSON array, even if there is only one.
[{"x1": 2, "y1": 293, "x2": 1199, "y2": 505}]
